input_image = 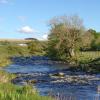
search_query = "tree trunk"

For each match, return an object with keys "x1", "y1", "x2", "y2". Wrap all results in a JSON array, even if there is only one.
[{"x1": 69, "y1": 48, "x2": 75, "y2": 58}]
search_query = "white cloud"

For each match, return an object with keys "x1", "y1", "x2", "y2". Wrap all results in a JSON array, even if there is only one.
[
  {"x1": 42, "y1": 34, "x2": 48, "y2": 40},
  {"x1": 18, "y1": 26, "x2": 36, "y2": 34},
  {"x1": 0, "y1": 0, "x2": 8, "y2": 4}
]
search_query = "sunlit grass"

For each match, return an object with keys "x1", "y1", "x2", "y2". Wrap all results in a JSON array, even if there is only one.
[
  {"x1": 0, "y1": 45, "x2": 53, "y2": 100},
  {"x1": 0, "y1": 83, "x2": 53, "y2": 100},
  {"x1": 0, "y1": 71, "x2": 15, "y2": 83},
  {"x1": 0, "y1": 57, "x2": 11, "y2": 67},
  {"x1": 76, "y1": 51, "x2": 100, "y2": 64},
  {"x1": 0, "y1": 71, "x2": 53, "y2": 100}
]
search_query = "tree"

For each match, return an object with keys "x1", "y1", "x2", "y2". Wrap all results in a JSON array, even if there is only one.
[
  {"x1": 81, "y1": 29, "x2": 95, "y2": 50},
  {"x1": 91, "y1": 31, "x2": 100, "y2": 50},
  {"x1": 47, "y1": 15, "x2": 85, "y2": 61}
]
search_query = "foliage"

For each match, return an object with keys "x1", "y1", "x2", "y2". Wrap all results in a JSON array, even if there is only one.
[
  {"x1": 27, "y1": 40, "x2": 46, "y2": 56},
  {"x1": 69, "y1": 51, "x2": 100, "y2": 73},
  {"x1": 76, "y1": 51, "x2": 100, "y2": 64},
  {"x1": 81, "y1": 29, "x2": 95, "y2": 50},
  {"x1": 47, "y1": 15, "x2": 85, "y2": 62},
  {"x1": 91, "y1": 33, "x2": 100, "y2": 50},
  {"x1": 81, "y1": 29, "x2": 100, "y2": 51}
]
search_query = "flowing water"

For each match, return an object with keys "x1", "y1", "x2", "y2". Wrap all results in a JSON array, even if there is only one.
[{"x1": 3, "y1": 56, "x2": 100, "y2": 100}]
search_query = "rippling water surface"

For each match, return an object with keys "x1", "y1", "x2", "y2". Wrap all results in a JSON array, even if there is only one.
[{"x1": 3, "y1": 57, "x2": 100, "y2": 100}]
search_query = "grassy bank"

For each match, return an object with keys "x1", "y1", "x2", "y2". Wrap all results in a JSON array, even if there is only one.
[
  {"x1": 76, "y1": 51, "x2": 100, "y2": 64},
  {"x1": 0, "y1": 70, "x2": 52, "y2": 100},
  {"x1": 0, "y1": 41, "x2": 100, "y2": 99},
  {"x1": 70, "y1": 51, "x2": 100, "y2": 73},
  {"x1": 0, "y1": 45, "x2": 52, "y2": 100},
  {"x1": 0, "y1": 83, "x2": 52, "y2": 100},
  {"x1": 0, "y1": 57, "x2": 11, "y2": 67}
]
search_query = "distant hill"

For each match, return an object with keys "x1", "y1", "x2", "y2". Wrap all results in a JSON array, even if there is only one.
[
  {"x1": 0, "y1": 38, "x2": 25, "y2": 42},
  {"x1": 25, "y1": 38, "x2": 38, "y2": 41},
  {"x1": 0, "y1": 38, "x2": 29, "y2": 44}
]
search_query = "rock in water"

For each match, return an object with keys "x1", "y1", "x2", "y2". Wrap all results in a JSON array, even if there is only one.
[
  {"x1": 27, "y1": 80, "x2": 37, "y2": 84},
  {"x1": 49, "y1": 72, "x2": 65, "y2": 78},
  {"x1": 58, "y1": 72, "x2": 64, "y2": 76}
]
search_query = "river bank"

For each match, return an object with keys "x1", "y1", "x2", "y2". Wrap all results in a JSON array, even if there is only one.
[
  {"x1": 10, "y1": 56, "x2": 100, "y2": 74},
  {"x1": 0, "y1": 57, "x2": 53, "y2": 100},
  {"x1": 2, "y1": 56, "x2": 99, "y2": 100}
]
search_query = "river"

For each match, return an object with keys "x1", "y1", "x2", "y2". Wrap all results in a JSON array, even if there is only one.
[{"x1": 3, "y1": 56, "x2": 100, "y2": 100}]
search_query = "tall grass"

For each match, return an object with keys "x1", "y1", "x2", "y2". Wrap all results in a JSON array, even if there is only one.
[
  {"x1": 0, "y1": 71, "x2": 15, "y2": 83},
  {"x1": 0, "y1": 57, "x2": 11, "y2": 67},
  {"x1": 76, "y1": 51, "x2": 100, "y2": 64},
  {"x1": 0, "y1": 71, "x2": 53, "y2": 100},
  {"x1": 0, "y1": 44, "x2": 53, "y2": 100},
  {"x1": 0, "y1": 83, "x2": 52, "y2": 100}
]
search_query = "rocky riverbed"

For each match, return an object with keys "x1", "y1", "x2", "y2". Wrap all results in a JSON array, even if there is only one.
[
  {"x1": 12, "y1": 71, "x2": 100, "y2": 86},
  {"x1": 3, "y1": 56, "x2": 100, "y2": 100}
]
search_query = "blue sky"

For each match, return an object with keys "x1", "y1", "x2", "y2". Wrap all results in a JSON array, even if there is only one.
[{"x1": 0, "y1": 0, "x2": 100, "y2": 40}]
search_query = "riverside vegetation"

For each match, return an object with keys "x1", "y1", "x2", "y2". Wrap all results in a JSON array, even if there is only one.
[
  {"x1": 0, "y1": 15, "x2": 100, "y2": 100},
  {"x1": 0, "y1": 42, "x2": 52, "y2": 100},
  {"x1": 47, "y1": 15, "x2": 100, "y2": 73}
]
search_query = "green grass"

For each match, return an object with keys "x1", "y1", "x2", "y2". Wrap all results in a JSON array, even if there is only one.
[
  {"x1": 0, "y1": 71, "x2": 53, "y2": 100},
  {"x1": 0, "y1": 83, "x2": 52, "y2": 100},
  {"x1": 0, "y1": 44, "x2": 53, "y2": 100},
  {"x1": 0, "y1": 71, "x2": 15, "y2": 83},
  {"x1": 72, "y1": 51, "x2": 100, "y2": 73},
  {"x1": 0, "y1": 57, "x2": 11, "y2": 67},
  {"x1": 0, "y1": 45, "x2": 29, "y2": 57},
  {"x1": 0, "y1": 45, "x2": 30, "y2": 67},
  {"x1": 0, "y1": 42, "x2": 100, "y2": 99},
  {"x1": 76, "y1": 51, "x2": 100, "y2": 64}
]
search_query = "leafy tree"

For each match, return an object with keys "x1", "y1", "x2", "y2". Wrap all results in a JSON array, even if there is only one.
[
  {"x1": 81, "y1": 29, "x2": 100, "y2": 51},
  {"x1": 91, "y1": 32, "x2": 100, "y2": 50},
  {"x1": 47, "y1": 15, "x2": 85, "y2": 61},
  {"x1": 81, "y1": 29, "x2": 95, "y2": 50}
]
